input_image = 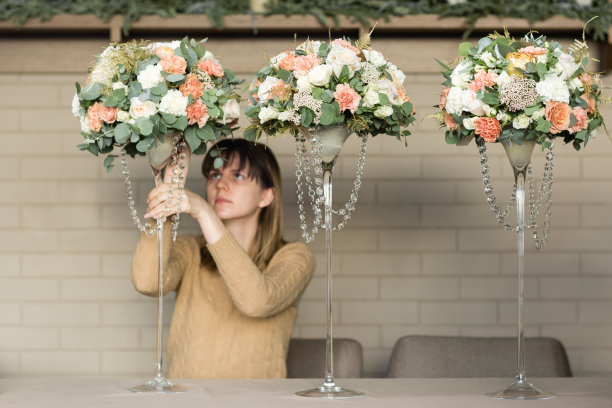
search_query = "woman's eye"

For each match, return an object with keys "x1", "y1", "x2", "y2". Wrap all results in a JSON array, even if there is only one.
[
  {"x1": 234, "y1": 173, "x2": 245, "y2": 180},
  {"x1": 210, "y1": 173, "x2": 221, "y2": 180}
]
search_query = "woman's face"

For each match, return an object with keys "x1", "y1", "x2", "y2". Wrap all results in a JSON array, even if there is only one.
[{"x1": 205, "y1": 154, "x2": 273, "y2": 223}]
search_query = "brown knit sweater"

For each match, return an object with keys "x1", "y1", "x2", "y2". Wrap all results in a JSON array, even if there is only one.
[{"x1": 131, "y1": 225, "x2": 315, "y2": 379}]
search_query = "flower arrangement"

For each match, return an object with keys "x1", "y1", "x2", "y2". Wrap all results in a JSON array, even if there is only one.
[
  {"x1": 433, "y1": 29, "x2": 605, "y2": 150},
  {"x1": 244, "y1": 32, "x2": 416, "y2": 141},
  {"x1": 72, "y1": 37, "x2": 243, "y2": 171}
]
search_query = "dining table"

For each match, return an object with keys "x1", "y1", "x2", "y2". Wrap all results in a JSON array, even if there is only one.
[{"x1": 1, "y1": 376, "x2": 611, "y2": 407}]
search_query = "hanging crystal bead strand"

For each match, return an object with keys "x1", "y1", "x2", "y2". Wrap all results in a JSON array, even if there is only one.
[
  {"x1": 121, "y1": 149, "x2": 155, "y2": 237},
  {"x1": 527, "y1": 144, "x2": 554, "y2": 249},
  {"x1": 478, "y1": 143, "x2": 517, "y2": 231},
  {"x1": 295, "y1": 136, "x2": 324, "y2": 242}
]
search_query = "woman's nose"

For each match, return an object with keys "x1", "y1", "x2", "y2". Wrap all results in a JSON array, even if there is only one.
[{"x1": 216, "y1": 175, "x2": 229, "y2": 190}]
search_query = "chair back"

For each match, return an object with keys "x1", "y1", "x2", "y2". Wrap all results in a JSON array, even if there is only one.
[
  {"x1": 386, "y1": 335, "x2": 572, "y2": 378},
  {"x1": 286, "y1": 338, "x2": 363, "y2": 378}
]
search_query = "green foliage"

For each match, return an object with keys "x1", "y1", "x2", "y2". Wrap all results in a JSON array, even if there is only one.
[{"x1": 1, "y1": 0, "x2": 610, "y2": 41}]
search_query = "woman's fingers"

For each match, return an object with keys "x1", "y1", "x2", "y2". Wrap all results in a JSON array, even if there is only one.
[{"x1": 145, "y1": 184, "x2": 188, "y2": 219}]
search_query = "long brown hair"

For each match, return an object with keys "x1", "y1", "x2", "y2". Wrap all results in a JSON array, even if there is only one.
[{"x1": 200, "y1": 139, "x2": 285, "y2": 270}]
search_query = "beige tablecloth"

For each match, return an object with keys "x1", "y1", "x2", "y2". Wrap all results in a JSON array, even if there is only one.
[{"x1": 1, "y1": 377, "x2": 611, "y2": 407}]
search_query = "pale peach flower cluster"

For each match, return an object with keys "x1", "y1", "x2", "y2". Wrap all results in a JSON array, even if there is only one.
[
  {"x1": 88, "y1": 102, "x2": 118, "y2": 132},
  {"x1": 331, "y1": 38, "x2": 361, "y2": 54},
  {"x1": 160, "y1": 55, "x2": 187, "y2": 75},
  {"x1": 197, "y1": 60, "x2": 224, "y2": 78},
  {"x1": 518, "y1": 46, "x2": 548, "y2": 56},
  {"x1": 293, "y1": 54, "x2": 322, "y2": 77},
  {"x1": 569, "y1": 106, "x2": 589, "y2": 134},
  {"x1": 468, "y1": 70, "x2": 498, "y2": 92},
  {"x1": 333, "y1": 84, "x2": 361, "y2": 113}
]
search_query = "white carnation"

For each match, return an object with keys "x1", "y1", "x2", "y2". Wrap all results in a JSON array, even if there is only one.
[
  {"x1": 278, "y1": 110, "x2": 293, "y2": 122},
  {"x1": 374, "y1": 78, "x2": 400, "y2": 104},
  {"x1": 448, "y1": 0, "x2": 467, "y2": 3},
  {"x1": 530, "y1": 107, "x2": 546, "y2": 121},
  {"x1": 483, "y1": 104, "x2": 497, "y2": 117},
  {"x1": 374, "y1": 105, "x2": 393, "y2": 118},
  {"x1": 463, "y1": 117, "x2": 475, "y2": 130},
  {"x1": 575, "y1": 0, "x2": 592, "y2": 6},
  {"x1": 308, "y1": 64, "x2": 333, "y2": 86},
  {"x1": 512, "y1": 114, "x2": 531, "y2": 129},
  {"x1": 536, "y1": 73, "x2": 570, "y2": 103},
  {"x1": 363, "y1": 49, "x2": 387, "y2": 67},
  {"x1": 496, "y1": 111, "x2": 510, "y2": 122},
  {"x1": 555, "y1": 53, "x2": 580, "y2": 80},
  {"x1": 80, "y1": 115, "x2": 90, "y2": 133},
  {"x1": 450, "y1": 59, "x2": 473, "y2": 89},
  {"x1": 388, "y1": 64, "x2": 407, "y2": 85},
  {"x1": 568, "y1": 77, "x2": 584, "y2": 92},
  {"x1": 258, "y1": 106, "x2": 279, "y2": 123},
  {"x1": 362, "y1": 89, "x2": 380, "y2": 108},
  {"x1": 117, "y1": 110, "x2": 132, "y2": 123},
  {"x1": 461, "y1": 89, "x2": 486, "y2": 116},
  {"x1": 159, "y1": 90, "x2": 188, "y2": 116},
  {"x1": 296, "y1": 76, "x2": 312, "y2": 90},
  {"x1": 257, "y1": 76, "x2": 281, "y2": 102},
  {"x1": 536, "y1": 54, "x2": 548, "y2": 64},
  {"x1": 137, "y1": 64, "x2": 163, "y2": 89},
  {"x1": 495, "y1": 71, "x2": 513, "y2": 87},
  {"x1": 479, "y1": 52, "x2": 497, "y2": 68},
  {"x1": 445, "y1": 87, "x2": 464, "y2": 115},
  {"x1": 71, "y1": 94, "x2": 81, "y2": 118}
]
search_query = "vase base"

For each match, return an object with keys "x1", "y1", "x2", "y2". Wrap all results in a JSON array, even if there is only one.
[
  {"x1": 296, "y1": 384, "x2": 363, "y2": 399},
  {"x1": 128, "y1": 377, "x2": 191, "y2": 393},
  {"x1": 486, "y1": 378, "x2": 556, "y2": 400}
]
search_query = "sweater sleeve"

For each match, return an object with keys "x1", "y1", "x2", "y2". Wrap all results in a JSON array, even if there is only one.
[
  {"x1": 207, "y1": 229, "x2": 315, "y2": 318},
  {"x1": 131, "y1": 221, "x2": 201, "y2": 296}
]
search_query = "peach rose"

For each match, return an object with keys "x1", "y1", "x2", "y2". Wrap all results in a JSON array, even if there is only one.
[
  {"x1": 87, "y1": 102, "x2": 103, "y2": 132},
  {"x1": 439, "y1": 86, "x2": 450, "y2": 110},
  {"x1": 568, "y1": 106, "x2": 588, "y2": 134},
  {"x1": 186, "y1": 100, "x2": 209, "y2": 128},
  {"x1": 545, "y1": 101, "x2": 571, "y2": 134},
  {"x1": 333, "y1": 84, "x2": 361, "y2": 113},
  {"x1": 293, "y1": 54, "x2": 321, "y2": 77},
  {"x1": 474, "y1": 117, "x2": 502, "y2": 142},
  {"x1": 155, "y1": 46, "x2": 174, "y2": 59},
  {"x1": 580, "y1": 93, "x2": 596, "y2": 114},
  {"x1": 100, "y1": 105, "x2": 118, "y2": 124},
  {"x1": 180, "y1": 73, "x2": 204, "y2": 99},
  {"x1": 197, "y1": 59, "x2": 223, "y2": 78},
  {"x1": 468, "y1": 69, "x2": 498, "y2": 92},
  {"x1": 160, "y1": 55, "x2": 187, "y2": 74},
  {"x1": 506, "y1": 51, "x2": 535, "y2": 77},
  {"x1": 279, "y1": 53, "x2": 295, "y2": 71},
  {"x1": 444, "y1": 112, "x2": 458, "y2": 131},
  {"x1": 518, "y1": 46, "x2": 548, "y2": 56}
]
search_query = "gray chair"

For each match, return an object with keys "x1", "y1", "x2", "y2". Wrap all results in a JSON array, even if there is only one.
[
  {"x1": 386, "y1": 335, "x2": 572, "y2": 378},
  {"x1": 286, "y1": 338, "x2": 363, "y2": 378}
]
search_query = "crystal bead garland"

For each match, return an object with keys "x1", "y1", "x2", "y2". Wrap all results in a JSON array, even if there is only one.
[
  {"x1": 294, "y1": 132, "x2": 368, "y2": 242},
  {"x1": 120, "y1": 136, "x2": 186, "y2": 242},
  {"x1": 478, "y1": 142, "x2": 554, "y2": 249}
]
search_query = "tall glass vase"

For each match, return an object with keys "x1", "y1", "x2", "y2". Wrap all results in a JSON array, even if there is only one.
[
  {"x1": 295, "y1": 125, "x2": 363, "y2": 399},
  {"x1": 129, "y1": 133, "x2": 190, "y2": 393},
  {"x1": 486, "y1": 139, "x2": 555, "y2": 400}
]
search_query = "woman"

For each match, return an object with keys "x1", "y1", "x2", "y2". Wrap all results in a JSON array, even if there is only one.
[{"x1": 131, "y1": 138, "x2": 315, "y2": 378}]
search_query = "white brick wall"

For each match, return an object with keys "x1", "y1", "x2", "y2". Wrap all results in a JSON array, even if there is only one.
[{"x1": 1, "y1": 43, "x2": 611, "y2": 379}]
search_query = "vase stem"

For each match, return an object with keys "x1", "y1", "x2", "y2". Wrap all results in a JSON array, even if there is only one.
[
  {"x1": 155, "y1": 218, "x2": 164, "y2": 381},
  {"x1": 515, "y1": 168, "x2": 526, "y2": 382},
  {"x1": 323, "y1": 164, "x2": 335, "y2": 388}
]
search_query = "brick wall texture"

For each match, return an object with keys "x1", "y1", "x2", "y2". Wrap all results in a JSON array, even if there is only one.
[{"x1": 1, "y1": 35, "x2": 611, "y2": 378}]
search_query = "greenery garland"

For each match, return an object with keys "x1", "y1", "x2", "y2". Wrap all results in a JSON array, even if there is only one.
[{"x1": 1, "y1": 0, "x2": 609, "y2": 41}]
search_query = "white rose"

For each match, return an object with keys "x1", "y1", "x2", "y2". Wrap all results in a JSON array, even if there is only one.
[
  {"x1": 362, "y1": 90, "x2": 380, "y2": 108},
  {"x1": 495, "y1": 71, "x2": 513, "y2": 87},
  {"x1": 448, "y1": 0, "x2": 467, "y2": 4},
  {"x1": 308, "y1": 64, "x2": 333, "y2": 86},
  {"x1": 117, "y1": 110, "x2": 132, "y2": 123},
  {"x1": 129, "y1": 98, "x2": 158, "y2": 118},
  {"x1": 536, "y1": 73, "x2": 570, "y2": 103},
  {"x1": 496, "y1": 111, "x2": 510, "y2": 122},
  {"x1": 568, "y1": 77, "x2": 584, "y2": 92},
  {"x1": 512, "y1": 114, "x2": 531, "y2": 129},
  {"x1": 374, "y1": 105, "x2": 393, "y2": 118},
  {"x1": 450, "y1": 59, "x2": 473, "y2": 89},
  {"x1": 159, "y1": 90, "x2": 188, "y2": 116},
  {"x1": 375, "y1": 78, "x2": 400, "y2": 104},
  {"x1": 536, "y1": 54, "x2": 548, "y2": 64},
  {"x1": 270, "y1": 52, "x2": 288, "y2": 69},
  {"x1": 530, "y1": 107, "x2": 546, "y2": 121},
  {"x1": 461, "y1": 89, "x2": 486, "y2": 116},
  {"x1": 112, "y1": 82, "x2": 128, "y2": 95},
  {"x1": 445, "y1": 87, "x2": 464, "y2": 115},
  {"x1": 257, "y1": 76, "x2": 281, "y2": 102},
  {"x1": 388, "y1": 65, "x2": 407, "y2": 86},
  {"x1": 278, "y1": 110, "x2": 293, "y2": 122},
  {"x1": 201, "y1": 50, "x2": 215, "y2": 61},
  {"x1": 221, "y1": 99, "x2": 241, "y2": 124},
  {"x1": 479, "y1": 52, "x2": 496, "y2": 68},
  {"x1": 137, "y1": 63, "x2": 163, "y2": 89},
  {"x1": 463, "y1": 117, "x2": 475, "y2": 130},
  {"x1": 80, "y1": 115, "x2": 90, "y2": 133},
  {"x1": 575, "y1": 0, "x2": 592, "y2": 6},
  {"x1": 555, "y1": 53, "x2": 580, "y2": 80},
  {"x1": 258, "y1": 106, "x2": 279, "y2": 123},
  {"x1": 298, "y1": 40, "x2": 323, "y2": 55},
  {"x1": 326, "y1": 45, "x2": 361, "y2": 79},
  {"x1": 71, "y1": 94, "x2": 81, "y2": 118},
  {"x1": 296, "y1": 76, "x2": 312, "y2": 90},
  {"x1": 364, "y1": 49, "x2": 386, "y2": 67},
  {"x1": 483, "y1": 104, "x2": 497, "y2": 117}
]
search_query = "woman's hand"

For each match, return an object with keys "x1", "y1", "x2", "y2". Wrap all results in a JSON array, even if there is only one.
[{"x1": 145, "y1": 186, "x2": 210, "y2": 221}]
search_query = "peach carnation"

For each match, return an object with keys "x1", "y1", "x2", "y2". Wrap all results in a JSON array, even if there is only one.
[
  {"x1": 568, "y1": 106, "x2": 588, "y2": 134},
  {"x1": 155, "y1": 46, "x2": 174, "y2": 59},
  {"x1": 333, "y1": 84, "x2": 361, "y2": 114},
  {"x1": 439, "y1": 87, "x2": 450, "y2": 110},
  {"x1": 331, "y1": 39, "x2": 361, "y2": 53},
  {"x1": 99, "y1": 105, "x2": 118, "y2": 124},
  {"x1": 186, "y1": 100, "x2": 209, "y2": 128},
  {"x1": 268, "y1": 79, "x2": 292, "y2": 102},
  {"x1": 474, "y1": 117, "x2": 502, "y2": 142},
  {"x1": 580, "y1": 93, "x2": 596, "y2": 114},
  {"x1": 87, "y1": 102, "x2": 103, "y2": 132},
  {"x1": 468, "y1": 69, "x2": 498, "y2": 92},
  {"x1": 579, "y1": 73, "x2": 593, "y2": 88},
  {"x1": 545, "y1": 101, "x2": 571, "y2": 134},
  {"x1": 279, "y1": 53, "x2": 296, "y2": 71},
  {"x1": 160, "y1": 55, "x2": 187, "y2": 75},
  {"x1": 518, "y1": 46, "x2": 548, "y2": 56},
  {"x1": 180, "y1": 73, "x2": 204, "y2": 99},
  {"x1": 293, "y1": 54, "x2": 321, "y2": 77},
  {"x1": 444, "y1": 112, "x2": 458, "y2": 131},
  {"x1": 197, "y1": 59, "x2": 224, "y2": 78}
]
